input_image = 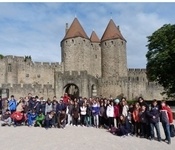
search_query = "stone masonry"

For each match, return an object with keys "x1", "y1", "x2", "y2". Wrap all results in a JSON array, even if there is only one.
[{"x1": 0, "y1": 17, "x2": 165, "y2": 100}]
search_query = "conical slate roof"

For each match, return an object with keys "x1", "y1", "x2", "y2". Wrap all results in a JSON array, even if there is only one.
[
  {"x1": 90, "y1": 31, "x2": 100, "y2": 43},
  {"x1": 63, "y1": 18, "x2": 89, "y2": 40},
  {"x1": 101, "y1": 19, "x2": 126, "y2": 42}
]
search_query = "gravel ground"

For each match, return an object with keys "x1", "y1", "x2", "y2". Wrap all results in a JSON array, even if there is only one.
[{"x1": 0, "y1": 123, "x2": 175, "y2": 150}]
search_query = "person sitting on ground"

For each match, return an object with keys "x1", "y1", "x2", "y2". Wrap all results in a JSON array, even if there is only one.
[
  {"x1": 35, "y1": 111, "x2": 45, "y2": 127},
  {"x1": 1, "y1": 109, "x2": 11, "y2": 126},
  {"x1": 116, "y1": 114, "x2": 130, "y2": 137},
  {"x1": 58, "y1": 110, "x2": 66, "y2": 129}
]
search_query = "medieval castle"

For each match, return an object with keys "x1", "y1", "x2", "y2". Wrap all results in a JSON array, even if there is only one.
[{"x1": 0, "y1": 18, "x2": 165, "y2": 100}]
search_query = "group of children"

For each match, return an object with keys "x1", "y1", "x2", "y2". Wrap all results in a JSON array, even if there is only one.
[{"x1": 0, "y1": 94, "x2": 174, "y2": 144}]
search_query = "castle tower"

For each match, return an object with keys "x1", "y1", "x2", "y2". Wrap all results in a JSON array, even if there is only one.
[
  {"x1": 90, "y1": 31, "x2": 101, "y2": 77},
  {"x1": 101, "y1": 19, "x2": 127, "y2": 78},
  {"x1": 61, "y1": 18, "x2": 92, "y2": 74}
]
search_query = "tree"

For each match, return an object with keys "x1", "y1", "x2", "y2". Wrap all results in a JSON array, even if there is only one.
[
  {"x1": 146, "y1": 24, "x2": 175, "y2": 97},
  {"x1": 0, "y1": 54, "x2": 4, "y2": 59}
]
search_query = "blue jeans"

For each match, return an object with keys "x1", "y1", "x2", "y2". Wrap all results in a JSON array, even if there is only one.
[
  {"x1": 85, "y1": 116, "x2": 92, "y2": 127},
  {"x1": 150, "y1": 122, "x2": 161, "y2": 140},
  {"x1": 162, "y1": 122, "x2": 171, "y2": 142}
]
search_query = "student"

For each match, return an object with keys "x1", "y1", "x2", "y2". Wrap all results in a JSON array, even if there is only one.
[
  {"x1": 27, "y1": 110, "x2": 37, "y2": 126},
  {"x1": 35, "y1": 111, "x2": 45, "y2": 127},
  {"x1": 132, "y1": 102, "x2": 140, "y2": 136},
  {"x1": 114, "y1": 99, "x2": 120, "y2": 128},
  {"x1": 139, "y1": 105, "x2": 149, "y2": 138},
  {"x1": 99, "y1": 101, "x2": 105, "y2": 128},
  {"x1": 45, "y1": 111, "x2": 54, "y2": 129},
  {"x1": 85, "y1": 102, "x2": 92, "y2": 127},
  {"x1": 147, "y1": 100, "x2": 161, "y2": 141},
  {"x1": 72, "y1": 102, "x2": 80, "y2": 126},
  {"x1": 7, "y1": 95, "x2": 17, "y2": 114},
  {"x1": 92, "y1": 100, "x2": 100, "y2": 128},
  {"x1": 116, "y1": 114, "x2": 130, "y2": 137},
  {"x1": 45, "y1": 98, "x2": 53, "y2": 115},
  {"x1": 160, "y1": 101, "x2": 173, "y2": 144},
  {"x1": 121, "y1": 98, "x2": 129, "y2": 118},
  {"x1": 58, "y1": 110, "x2": 66, "y2": 129},
  {"x1": 106, "y1": 101, "x2": 114, "y2": 129},
  {"x1": 80, "y1": 102, "x2": 87, "y2": 126},
  {"x1": 1, "y1": 109, "x2": 11, "y2": 126},
  {"x1": 67, "y1": 100, "x2": 74, "y2": 125}
]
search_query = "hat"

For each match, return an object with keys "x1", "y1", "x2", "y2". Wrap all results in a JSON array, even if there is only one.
[{"x1": 114, "y1": 99, "x2": 120, "y2": 104}]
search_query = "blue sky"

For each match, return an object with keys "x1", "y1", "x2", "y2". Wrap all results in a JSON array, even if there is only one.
[{"x1": 0, "y1": 2, "x2": 175, "y2": 68}]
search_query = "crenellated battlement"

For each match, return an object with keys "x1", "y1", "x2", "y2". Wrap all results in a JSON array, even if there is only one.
[
  {"x1": 56, "y1": 70, "x2": 88, "y2": 77},
  {"x1": 0, "y1": 83, "x2": 53, "y2": 89},
  {"x1": 128, "y1": 68, "x2": 146, "y2": 73}
]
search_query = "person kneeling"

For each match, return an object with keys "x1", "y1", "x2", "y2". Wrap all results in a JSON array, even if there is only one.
[
  {"x1": 58, "y1": 110, "x2": 66, "y2": 129},
  {"x1": 45, "y1": 111, "x2": 54, "y2": 129},
  {"x1": 35, "y1": 111, "x2": 45, "y2": 127}
]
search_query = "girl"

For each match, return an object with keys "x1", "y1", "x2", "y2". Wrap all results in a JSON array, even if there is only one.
[
  {"x1": 116, "y1": 114, "x2": 130, "y2": 137},
  {"x1": 72, "y1": 102, "x2": 80, "y2": 126},
  {"x1": 132, "y1": 102, "x2": 140, "y2": 136},
  {"x1": 106, "y1": 101, "x2": 114, "y2": 129},
  {"x1": 80, "y1": 102, "x2": 87, "y2": 126}
]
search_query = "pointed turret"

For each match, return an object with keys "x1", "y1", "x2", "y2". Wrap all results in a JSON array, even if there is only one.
[
  {"x1": 101, "y1": 19, "x2": 126, "y2": 42},
  {"x1": 63, "y1": 18, "x2": 89, "y2": 40},
  {"x1": 90, "y1": 31, "x2": 100, "y2": 43}
]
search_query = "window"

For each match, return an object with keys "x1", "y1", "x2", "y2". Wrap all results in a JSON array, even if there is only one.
[
  {"x1": 37, "y1": 74, "x2": 40, "y2": 78},
  {"x1": 8, "y1": 64, "x2": 12, "y2": 72},
  {"x1": 136, "y1": 77, "x2": 139, "y2": 81},
  {"x1": 26, "y1": 74, "x2": 29, "y2": 77},
  {"x1": 72, "y1": 39, "x2": 74, "y2": 43},
  {"x1": 111, "y1": 41, "x2": 113, "y2": 44},
  {"x1": 95, "y1": 55, "x2": 97, "y2": 59}
]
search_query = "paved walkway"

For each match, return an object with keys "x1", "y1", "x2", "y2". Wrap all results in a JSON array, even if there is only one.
[{"x1": 0, "y1": 124, "x2": 175, "y2": 150}]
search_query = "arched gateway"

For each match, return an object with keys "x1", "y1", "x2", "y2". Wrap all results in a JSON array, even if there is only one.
[{"x1": 63, "y1": 83, "x2": 79, "y2": 99}]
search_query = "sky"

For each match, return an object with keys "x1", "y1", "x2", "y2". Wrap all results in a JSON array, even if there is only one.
[{"x1": 0, "y1": 2, "x2": 175, "y2": 68}]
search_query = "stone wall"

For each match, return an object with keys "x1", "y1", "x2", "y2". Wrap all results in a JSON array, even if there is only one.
[
  {"x1": 0, "y1": 83, "x2": 55, "y2": 100},
  {"x1": 55, "y1": 71, "x2": 98, "y2": 98},
  {"x1": 101, "y1": 39, "x2": 127, "y2": 78}
]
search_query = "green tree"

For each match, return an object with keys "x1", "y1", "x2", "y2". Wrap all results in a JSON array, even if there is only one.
[
  {"x1": 146, "y1": 24, "x2": 175, "y2": 97},
  {"x1": 0, "y1": 54, "x2": 4, "y2": 59}
]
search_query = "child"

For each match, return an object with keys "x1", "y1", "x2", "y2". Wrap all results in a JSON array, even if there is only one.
[
  {"x1": 72, "y1": 102, "x2": 80, "y2": 126},
  {"x1": 132, "y1": 102, "x2": 140, "y2": 136},
  {"x1": 1, "y1": 109, "x2": 11, "y2": 126},
  {"x1": 80, "y1": 102, "x2": 87, "y2": 126},
  {"x1": 58, "y1": 110, "x2": 66, "y2": 129},
  {"x1": 116, "y1": 114, "x2": 130, "y2": 137},
  {"x1": 139, "y1": 105, "x2": 149, "y2": 138},
  {"x1": 35, "y1": 111, "x2": 45, "y2": 127},
  {"x1": 160, "y1": 101, "x2": 173, "y2": 144},
  {"x1": 92, "y1": 100, "x2": 100, "y2": 128},
  {"x1": 27, "y1": 110, "x2": 37, "y2": 126},
  {"x1": 45, "y1": 111, "x2": 54, "y2": 129}
]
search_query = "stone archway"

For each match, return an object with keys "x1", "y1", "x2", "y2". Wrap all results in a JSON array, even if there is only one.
[
  {"x1": 63, "y1": 83, "x2": 79, "y2": 100},
  {"x1": 91, "y1": 84, "x2": 97, "y2": 97}
]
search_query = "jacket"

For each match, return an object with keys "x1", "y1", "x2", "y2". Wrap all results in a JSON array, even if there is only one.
[
  {"x1": 161, "y1": 106, "x2": 173, "y2": 124},
  {"x1": 8, "y1": 99, "x2": 17, "y2": 111},
  {"x1": 106, "y1": 105, "x2": 114, "y2": 117},
  {"x1": 92, "y1": 103, "x2": 100, "y2": 116},
  {"x1": 147, "y1": 106, "x2": 160, "y2": 123}
]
